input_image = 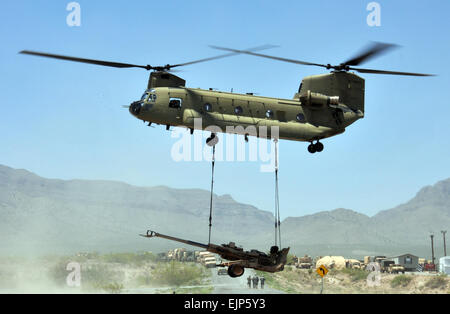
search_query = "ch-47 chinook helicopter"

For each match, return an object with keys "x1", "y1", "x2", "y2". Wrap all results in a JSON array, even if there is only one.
[{"x1": 20, "y1": 42, "x2": 433, "y2": 153}]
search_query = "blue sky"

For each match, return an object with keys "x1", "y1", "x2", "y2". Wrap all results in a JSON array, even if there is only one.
[{"x1": 1, "y1": 0, "x2": 449, "y2": 218}]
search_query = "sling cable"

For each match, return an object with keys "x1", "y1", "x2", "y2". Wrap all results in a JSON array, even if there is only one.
[
  {"x1": 274, "y1": 139, "x2": 282, "y2": 249},
  {"x1": 206, "y1": 134, "x2": 218, "y2": 245},
  {"x1": 206, "y1": 135, "x2": 282, "y2": 250}
]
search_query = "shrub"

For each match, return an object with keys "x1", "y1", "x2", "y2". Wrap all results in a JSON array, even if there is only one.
[
  {"x1": 391, "y1": 275, "x2": 412, "y2": 288},
  {"x1": 100, "y1": 282, "x2": 124, "y2": 294},
  {"x1": 425, "y1": 275, "x2": 448, "y2": 290},
  {"x1": 82, "y1": 265, "x2": 124, "y2": 289},
  {"x1": 341, "y1": 268, "x2": 368, "y2": 282},
  {"x1": 149, "y1": 261, "x2": 208, "y2": 287},
  {"x1": 100, "y1": 252, "x2": 156, "y2": 265},
  {"x1": 49, "y1": 262, "x2": 125, "y2": 291}
]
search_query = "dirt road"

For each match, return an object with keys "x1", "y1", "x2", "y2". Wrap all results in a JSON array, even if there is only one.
[{"x1": 211, "y1": 268, "x2": 284, "y2": 294}]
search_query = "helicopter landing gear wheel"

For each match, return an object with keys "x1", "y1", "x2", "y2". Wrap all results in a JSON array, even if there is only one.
[
  {"x1": 206, "y1": 133, "x2": 219, "y2": 147},
  {"x1": 308, "y1": 143, "x2": 316, "y2": 154},
  {"x1": 315, "y1": 141, "x2": 324, "y2": 153},
  {"x1": 308, "y1": 141, "x2": 324, "y2": 154}
]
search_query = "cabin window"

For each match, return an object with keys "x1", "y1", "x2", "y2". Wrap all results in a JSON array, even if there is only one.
[
  {"x1": 169, "y1": 98, "x2": 182, "y2": 109},
  {"x1": 234, "y1": 106, "x2": 243, "y2": 115},
  {"x1": 296, "y1": 113, "x2": 305, "y2": 123},
  {"x1": 405, "y1": 256, "x2": 412, "y2": 264},
  {"x1": 266, "y1": 110, "x2": 274, "y2": 119},
  {"x1": 204, "y1": 103, "x2": 212, "y2": 112}
]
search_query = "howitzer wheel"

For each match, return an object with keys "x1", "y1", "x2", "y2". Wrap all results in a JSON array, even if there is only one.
[{"x1": 228, "y1": 264, "x2": 245, "y2": 278}]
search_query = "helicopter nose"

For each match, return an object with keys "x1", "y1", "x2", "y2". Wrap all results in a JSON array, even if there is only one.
[{"x1": 129, "y1": 101, "x2": 142, "y2": 116}]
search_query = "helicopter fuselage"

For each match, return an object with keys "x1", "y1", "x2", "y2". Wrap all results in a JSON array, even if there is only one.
[{"x1": 130, "y1": 83, "x2": 363, "y2": 143}]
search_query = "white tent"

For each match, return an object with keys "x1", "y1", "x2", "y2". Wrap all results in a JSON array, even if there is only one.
[
  {"x1": 316, "y1": 256, "x2": 346, "y2": 270},
  {"x1": 439, "y1": 257, "x2": 450, "y2": 275}
]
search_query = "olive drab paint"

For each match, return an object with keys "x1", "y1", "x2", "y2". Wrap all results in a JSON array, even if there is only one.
[{"x1": 132, "y1": 71, "x2": 363, "y2": 143}]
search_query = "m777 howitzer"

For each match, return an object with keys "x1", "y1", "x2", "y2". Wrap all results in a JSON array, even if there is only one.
[{"x1": 140, "y1": 230, "x2": 290, "y2": 278}]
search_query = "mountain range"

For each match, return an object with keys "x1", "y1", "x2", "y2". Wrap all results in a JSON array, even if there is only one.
[{"x1": 0, "y1": 164, "x2": 448, "y2": 258}]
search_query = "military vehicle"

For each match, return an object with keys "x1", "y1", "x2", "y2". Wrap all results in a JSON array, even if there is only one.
[
  {"x1": 296, "y1": 255, "x2": 313, "y2": 269},
  {"x1": 364, "y1": 256, "x2": 372, "y2": 265},
  {"x1": 141, "y1": 230, "x2": 290, "y2": 278},
  {"x1": 20, "y1": 42, "x2": 433, "y2": 153},
  {"x1": 182, "y1": 251, "x2": 196, "y2": 262},
  {"x1": 388, "y1": 264, "x2": 406, "y2": 274},
  {"x1": 173, "y1": 248, "x2": 186, "y2": 261},
  {"x1": 380, "y1": 260, "x2": 395, "y2": 273},
  {"x1": 378, "y1": 258, "x2": 406, "y2": 273},
  {"x1": 347, "y1": 259, "x2": 363, "y2": 270},
  {"x1": 198, "y1": 251, "x2": 215, "y2": 263},
  {"x1": 203, "y1": 256, "x2": 218, "y2": 268}
]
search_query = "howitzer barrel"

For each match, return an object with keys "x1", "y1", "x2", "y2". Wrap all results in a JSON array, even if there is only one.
[{"x1": 140, "y1": 230, "x2": 209, "y2": 250}]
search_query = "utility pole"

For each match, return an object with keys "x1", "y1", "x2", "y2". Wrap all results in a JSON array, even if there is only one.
[
  {"x1": 430, "y1": 234, "x2": 435, "y2": 265},
  {"x1": 442, "y1": 231, "x2": 447, "y2": 257}
]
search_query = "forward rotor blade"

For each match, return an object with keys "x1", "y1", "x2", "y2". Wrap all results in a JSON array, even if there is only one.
[
  {"x1": 351, "y1": 67, "x2": 435, "y2": 76},
  {"x1": 21, "y1": 45, "x2": 277, "y2": 72},
  {"x1": 209, "y1": 45, "x2": 328, "y2": 68},
  {"x1": 170, "y1": 44, "x2": 278, "y2": 69},
  {"x1": 19, "y1": 50, "x2": 152, "y2": 70},
  {"x1": 343, "y1": 42, "x2": 398, "y2": 66}
]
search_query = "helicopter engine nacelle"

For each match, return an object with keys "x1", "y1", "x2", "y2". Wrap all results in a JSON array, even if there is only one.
[{"x1": 300, "y1": 90, "x2": 339, "y2": 110}]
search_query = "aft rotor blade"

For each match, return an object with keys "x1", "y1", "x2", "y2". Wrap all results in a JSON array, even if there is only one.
[
  {"x1": 19, "y1": 50, "x2": 152, "y2": 70},
  {"x1": 209, "y1": 45, "x2": 328, "y2": 68},
  {"x1": 170, "y1": 44, "x2": 278, "y2": 69},
  {"x1": 351, "y1": 67, "x2": 435, "y2": 76},
  {"x1": 343, "y1": 42, "x2": 398, "y2": 66}
]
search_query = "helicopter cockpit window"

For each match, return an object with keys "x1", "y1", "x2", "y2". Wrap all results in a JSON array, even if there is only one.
[
  {"x1": 141, "y1": 93, "x2": 149, "y2": 102},
  {"x1": 141, "y1": 92, "x2": 157, "y2": 103},
  {"x1": 169, "y1": 98, "x2": 182, "y2": 109}
]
